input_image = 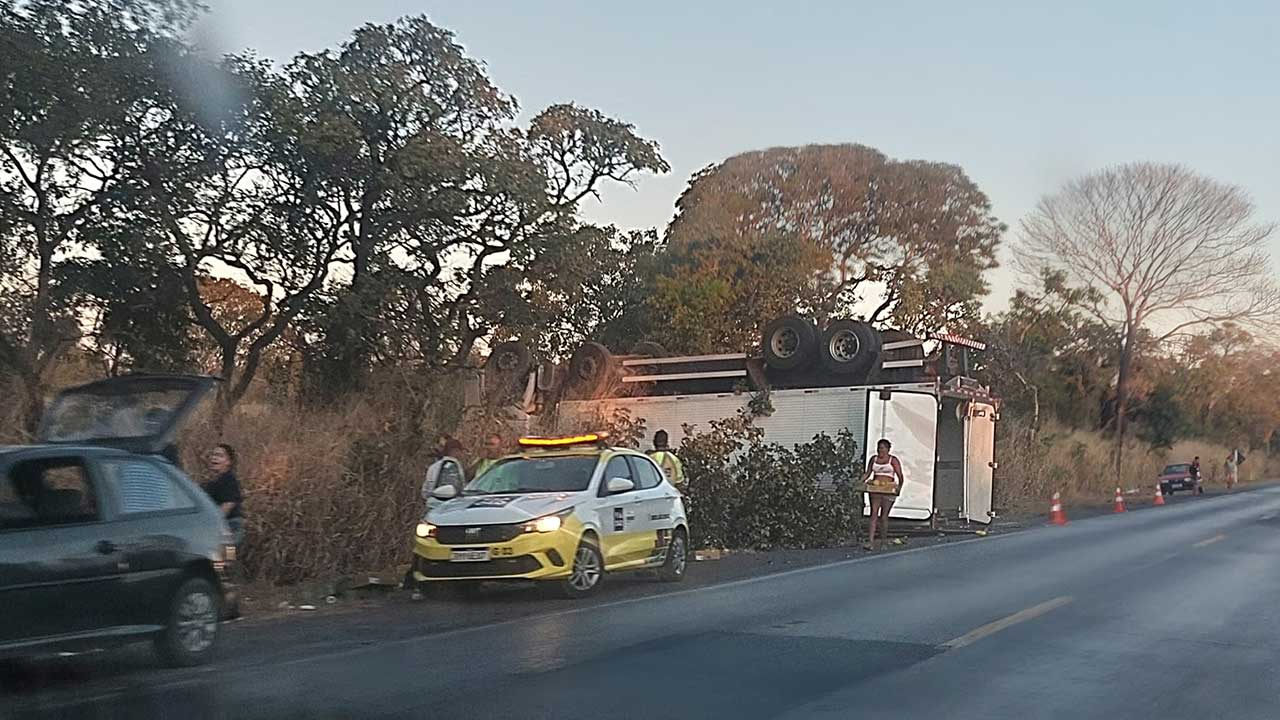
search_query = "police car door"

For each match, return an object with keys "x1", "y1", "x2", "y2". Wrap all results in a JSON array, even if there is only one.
[
  {"x1": 626, "y1": 455, "x2": 676, "y2": 566},
  {"x1": 595, "y1": 455, "x2": 645, "y2": 568}
]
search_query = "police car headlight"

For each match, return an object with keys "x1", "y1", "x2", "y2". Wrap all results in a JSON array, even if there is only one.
[
  {"x1": 522, "y1": 509, "x2": 572, "y2": 534},
  {"x1": 415, "y1": 522, "x2": 437, "y2": 538},
  {"x1": 533, "y1": 515, "x2": 561, "y2": 533}
]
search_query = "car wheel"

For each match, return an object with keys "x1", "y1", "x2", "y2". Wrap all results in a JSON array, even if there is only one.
[
  {"x1": 658, "y1": 529, "x2": 688, "y2": 583},
  {"x1": 155, "y1": 577, "x2": 220, "y2": 667},
  {"x1": 559, "y1": 538, "x2": 604, "y2": 599}
]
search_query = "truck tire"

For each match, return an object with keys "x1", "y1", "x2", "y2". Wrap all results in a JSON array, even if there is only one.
[
  {"x1": 486, "y1": 341, "x2": 533, "y2": 378},
  {"x1": 761, "y1": 315, "x2": 818, "y2": 370},
  {"x1": 820, "y1": 320, "x2": 881, "y2": 376},
  {"x1": 630, "y1": 341, "x2": 669, "y2": 358},
  {"x1": 568, "y1": 342, "x2": 613, "y2": 395}
]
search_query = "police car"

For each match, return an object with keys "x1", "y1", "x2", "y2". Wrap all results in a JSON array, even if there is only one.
[{"x1": 411, "y1": 433, "x2": 689, "y2": 598}]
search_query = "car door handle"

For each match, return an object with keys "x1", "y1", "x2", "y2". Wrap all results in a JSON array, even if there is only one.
[{"x1": 95, "y1": 540, "x2": 117, "y2": 554}]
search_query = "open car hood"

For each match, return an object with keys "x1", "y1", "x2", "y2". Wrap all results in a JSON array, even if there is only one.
[{"x1": 37, "y1": 374, "x2": 218, "y2": 455}]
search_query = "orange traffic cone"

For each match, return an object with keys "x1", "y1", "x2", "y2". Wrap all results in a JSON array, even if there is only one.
[
  {"x1": 1050, "y1": 491, "x2": 1068, "y2": 525},
  {"x1": 1153, "y1": 484, "x2": 1165, "y2": 506},
  {"x1": 1113, "y1": 487, "x2": 1127, "y2": 513}
]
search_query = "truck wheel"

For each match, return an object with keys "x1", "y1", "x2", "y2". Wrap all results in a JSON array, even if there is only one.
[
  {"x1": 820, "y1": 320, "x2": 881, "y2": 376},
  {"x1": 558, "y1": 538, "x2": 604, "y2": 598},
  {"x1": 487, "y1": 341, "x2": 533, "y2": 378},
  {"x1": 658, "y1": 529, "x2": 688, "y2": 583},
  {"x1": 761, "y1": 315, "x2": 818, "y2": 370},
  {"x1": 568, "y1": 342, "x2": 613, "y2": 395},
  {"x1": 154, "y1": 577, "x2": 220, "y2": 667}
]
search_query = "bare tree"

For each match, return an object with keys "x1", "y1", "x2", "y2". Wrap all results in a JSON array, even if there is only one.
[{"x1": 1017, "y1": 162, "x2": 1280, "y2": 469}]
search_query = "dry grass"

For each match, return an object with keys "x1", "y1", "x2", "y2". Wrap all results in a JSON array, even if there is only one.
[
  {"x1": 995, "y1": 421, "x2": 1278, "y2": 513},
  {"x1": 176, "y1": 375, "x2": 473, "y2": 586}
]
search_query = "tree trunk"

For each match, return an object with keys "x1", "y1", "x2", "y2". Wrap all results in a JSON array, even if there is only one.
[
  {"x1": 19, "y1": 374, "x2": 45, "y2": 438},
  {"x1": 1029, "y1": 385, "x2": 1041, "y2": 443},
  {"x1": 1113, "y1": 322, "x2": 1138, "y2": 474}
]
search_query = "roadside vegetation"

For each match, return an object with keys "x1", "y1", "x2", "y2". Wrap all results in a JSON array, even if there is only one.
[{"x1": 2, "y1": 1, "x2": 1278, "y2": 585}]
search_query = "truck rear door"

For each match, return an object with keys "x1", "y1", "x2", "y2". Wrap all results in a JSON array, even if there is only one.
[
  {"x1": 864, "y1": 390, "x2": 937, "y2": 522},
  {"x1": 964, "y1": 402, "x2": 996, "y2": 524}
]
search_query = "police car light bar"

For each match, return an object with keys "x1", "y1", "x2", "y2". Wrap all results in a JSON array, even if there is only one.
[{"x1": 518, "y1": 432, "x2": 610, "y2": 448}]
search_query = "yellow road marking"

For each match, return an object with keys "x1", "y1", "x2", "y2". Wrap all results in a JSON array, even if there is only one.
[
  {"x1": 1194, "y1": 534, "x2": 1226, "y2": 548},
  {"x1": 944, "y1": 596, "x2": 1073, "y2": 650}
]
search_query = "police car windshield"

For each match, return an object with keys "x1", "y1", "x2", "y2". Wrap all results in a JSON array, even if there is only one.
[{"x1": 463, "y1": 455, "x2": 597, "y2": 495}]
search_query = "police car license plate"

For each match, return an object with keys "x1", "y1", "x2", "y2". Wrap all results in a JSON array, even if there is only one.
[{"x1": 450, "y1": 549, "x2": 489, "y2": 562}]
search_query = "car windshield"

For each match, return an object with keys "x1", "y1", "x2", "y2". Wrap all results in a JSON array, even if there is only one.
[
  {"x1": 1163, "y1": 464, "x2": 1191, "y2": 474},
  {"x1": 463, "y1": 455, "x2": 598, "y2": 495}
]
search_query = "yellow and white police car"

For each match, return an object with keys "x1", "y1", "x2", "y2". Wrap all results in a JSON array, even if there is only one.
[{"x1": 411, "y1": 434, "x2": 689, "y2": 598}]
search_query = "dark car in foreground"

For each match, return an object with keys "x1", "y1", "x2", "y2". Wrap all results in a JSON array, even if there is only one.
[
  {"x1": 0, "y1": 375, "x2": 236, "y2": 667},
  {"x1": 1158, "y1": 463, "x2": 1196, "y2": 495}
]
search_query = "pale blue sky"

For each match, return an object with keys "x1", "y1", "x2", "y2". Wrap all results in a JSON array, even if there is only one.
[{"x1": 200, "y1": 0, "x2": 1280, "y2": 309}]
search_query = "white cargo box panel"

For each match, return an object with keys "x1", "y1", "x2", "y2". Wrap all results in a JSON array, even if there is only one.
[{"x1": 559, "y1": 385, "x2": 882, "y2": 454}]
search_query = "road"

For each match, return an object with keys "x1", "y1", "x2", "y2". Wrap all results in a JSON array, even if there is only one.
[{"x1": 6, "y1": 485, "x2": 1280, "y2": 719}]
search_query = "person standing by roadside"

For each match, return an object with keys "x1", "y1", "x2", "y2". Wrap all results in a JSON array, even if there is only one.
[
  {"x1": 862, "y1": 439, "x2": 904, "y2": 551},
  {"x1": 204, "y1": 444, "x2": 245, "y2": 548},
  {"x1": 1190, "y1": 456, "x2": 1203, "y2": 495},
  {"x1": 423, "y1": 436, "x2": 467, "y2": 512},
  {"x1": 1225, "y1": 449, "x2": 1243, "y2": 491},
  {"x1": 649, "y1": 430, "x2": 686, "y2": 492},
  {"x1": 471, "y1": 433, "x2": 505, "y2": 480}
]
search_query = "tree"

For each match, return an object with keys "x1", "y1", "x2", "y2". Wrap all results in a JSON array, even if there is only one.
[
  {"x1": 271, "y1": 18, "x2": 667, "y2": 392},
  {"x1": 983, "y1": 269, "x2": 1104, "y2": 439},
  {"x1": 664, "y1": 144, "x2": 1003, "y2": 339},
  {"x1": 0, "y1": 0, "x2": 197, "y2": 429},
  {"x1": 645, "y1": 230, "x2": 835, "y2": 354},
  {"x1": 117, "y1": 53, "x2": 342, "y2": 420},
  {"x1": 1017, "y1": 162, "x2": 1280, "y2": 469}
]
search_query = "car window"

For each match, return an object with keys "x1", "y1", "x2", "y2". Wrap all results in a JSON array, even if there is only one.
[
  {"x1": 0, "y1": 458, "x2": 99, "y2": 529},
  {"x1": 599, "y1": 456, "x2": 634, "y2": 496},
  {"x1": 629, "y1": 456, "x2": 664, "y2": 490},
  {"x1": 464, "y1": 455, "x2": 598, "y2": 495},
  {"x1": 1163, "y1": 464, "x2": 1190, "y2": 474},
  {"x1": 101, "y1": 458, "x2": 196, "y2": 516}
]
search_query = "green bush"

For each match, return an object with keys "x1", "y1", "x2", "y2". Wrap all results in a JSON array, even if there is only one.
[{"x1": 678, "y1": 410, "x2": 863, "y2": 550}]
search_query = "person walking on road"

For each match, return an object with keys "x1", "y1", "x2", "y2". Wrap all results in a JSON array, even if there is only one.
[
  {"x1": 862, "y1": 439, "x2": 904, "y2": 551},
  {"x1": 204, "y1": 444, "x2": 245, "y2": 548},
  {"x1": 423, "y1": 436, "x2": 467, "y2": 512},
  {"x1": 649, "y1": 430, "x2": 686, "y2": 492},
  {"x1": 471, "y1": 433, "x2": 504, "y2": 480},
  {"x1": 1190, "y1": 456, "x2": 1203, "y2": 495}
]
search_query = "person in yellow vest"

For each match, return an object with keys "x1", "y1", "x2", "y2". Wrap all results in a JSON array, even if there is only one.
[
  {"x1": 649, "y1": 430, "x2": 686, "y2": 492},
  {"x1": 470, "y1": 433, "x2": 505, "y2": 479}
]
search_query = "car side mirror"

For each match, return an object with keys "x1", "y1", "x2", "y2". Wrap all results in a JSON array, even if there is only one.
[
  {"x1": 431, "y1": 485, "x2": 458, "y2": 501},
  {"x1": 606, "y1": 477, "x2": 635, "y2": 494}
]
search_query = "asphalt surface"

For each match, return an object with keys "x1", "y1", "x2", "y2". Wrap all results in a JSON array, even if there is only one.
[{"x1": 5, "y1": 484, "x2": 1279, "y2": 719}]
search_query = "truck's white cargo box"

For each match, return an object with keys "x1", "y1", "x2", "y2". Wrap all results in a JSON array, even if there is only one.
[{"x1": 557, "y1": 381, "x2": 995, "y2": 525}]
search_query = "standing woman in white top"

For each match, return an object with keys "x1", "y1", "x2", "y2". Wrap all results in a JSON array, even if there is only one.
[{"x1": 862, "y1": 438, "x2": 904, "y2": 550}]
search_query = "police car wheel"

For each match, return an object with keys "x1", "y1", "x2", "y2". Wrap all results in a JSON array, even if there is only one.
[
  {"x1": 658, "y1": 529, "x2": 688, "y2": 582},
  {"x1": 559, "y1": 538, "x2": 603, "y2": 598}
]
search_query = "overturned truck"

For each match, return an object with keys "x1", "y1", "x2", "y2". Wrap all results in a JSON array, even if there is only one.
[{"x1": 477, "y1": 316, "x2": 1000, "y2": 527}]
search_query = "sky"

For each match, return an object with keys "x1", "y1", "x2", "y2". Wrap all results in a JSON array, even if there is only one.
[{"x1": 198, "y1": 0, "x2": 1280, "y2": 312}]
